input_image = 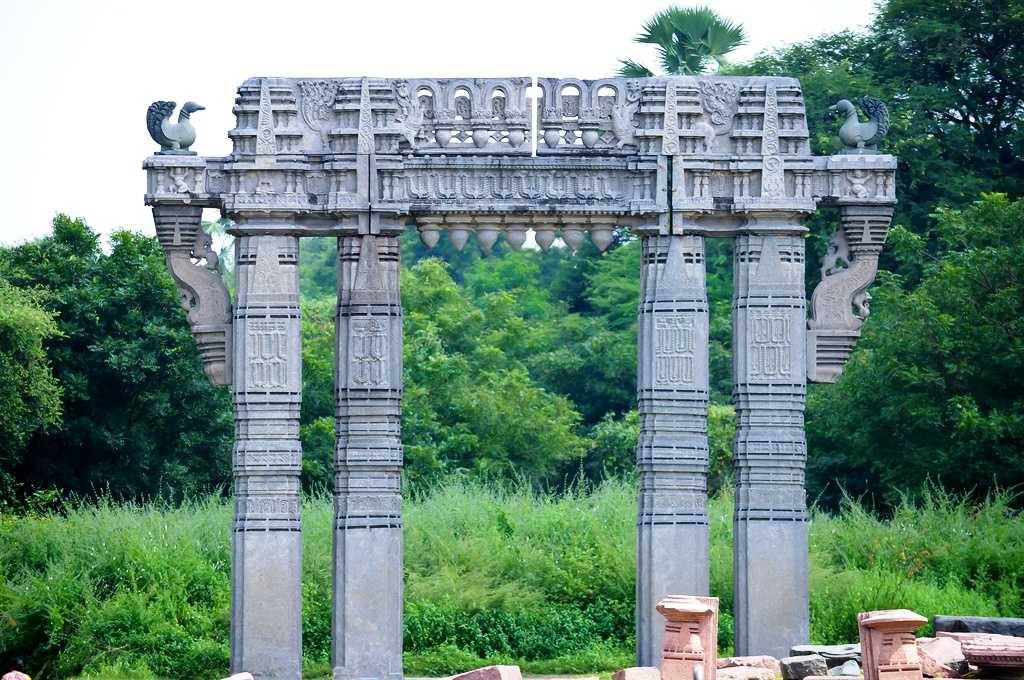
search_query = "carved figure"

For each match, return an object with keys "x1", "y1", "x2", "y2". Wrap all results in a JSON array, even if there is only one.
[
  {"x1": 393, "y1": 80, "x2": 424, "y2": 147},
  {"x1": 147, "y1": 101, "x2": 205, "y2": 153},
  {"x1": 826, "y1": 97, "x2": 889, "y2": 152}
]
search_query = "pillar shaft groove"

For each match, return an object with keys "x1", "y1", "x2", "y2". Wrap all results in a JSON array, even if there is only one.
[
  {"x1": 731, "y1": 232, "x2": 808, "y2": 657},
  {"x1": 636, "y1": 233, "x2": 711, "y2": 667},
  {"x1": 231, "y1": 234, "x2": 303, "y2": 679},
  {"x1": 333, "y1": 234, "x2": 404, "y2": 680}
]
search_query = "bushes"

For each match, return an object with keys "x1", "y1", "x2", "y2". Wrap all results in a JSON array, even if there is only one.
[{"x1": 2, "y1": 481, "x2": 1022, "y2": 678}]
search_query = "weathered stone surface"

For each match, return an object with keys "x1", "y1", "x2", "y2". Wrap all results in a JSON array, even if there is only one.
[
  {"x1": 733, "y1": 230, "x2": 810, "y2": 658},
  {"x1": 957, "y1": 633, "x2": 1024, "y2": 669},
  {"x1": 828, "y1": 660, "x2": 861, "y2": 677},
  {"x1": 719, "y1": 656, "x2": 782, "y2": 674},
  {"x1": 934, "y1": 616, "x2": 1024, "y2": 639},
  {"x1": 718, "y1": 667, "x2": 777, "y2": 680},
  {"x1": 613, "y1": 666, "x2": 662, "y2": 680},
  {"x1": 790, "y1": 646, "x2": 861, "y2": 668},
  {"x1": 636, "y1": 235, "x2": 711, "y2": 665},
  {"x1": 917, "y1": 637, "x2": 968, "y2": 677},
  {"x1": 449, "y1": 665, "x2": 523, "y2": 680},
  {"x1": 859, "y1": 609, "x2": 927, "y2": 680},
  {"x1": 781, "y1": 655, "x2": 829, "y2": 680},
  {"x1": 222, "y1": 674, "x2": 254, "y2": 680}
]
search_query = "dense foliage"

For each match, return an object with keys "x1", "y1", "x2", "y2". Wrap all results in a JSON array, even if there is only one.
[
  {"x1": 0, "y1": 216, "x2": 233, "y2": 501},
  {"x1": 1, "y1": 482, "x2": 1019, "y2": 679}
]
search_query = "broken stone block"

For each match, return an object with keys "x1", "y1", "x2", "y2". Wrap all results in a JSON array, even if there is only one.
[
  {"x1": 450, "y1": 665, "x2": 524, "y2": 680},
  {"x1": 657, "y1": 595, "x2": 719, "y2": 680},
  {"x1": 859, "y1": 609, "x2": 928, "y2": 680},
  {"x1": 718, "y1": 666, "x2": 777, "y2": 680},
  {"x1": 934, "y1": 616, "x2": 1024, "y2": 638},
  {"x1": 222, "y1": 675, "x2": 254, "y2": 680},
  {"x1": 791, "y1": 645, "x2": 861, "y2": 669},
  {"x1": 719, "y1": 656, "x2": 782, "y2": 674},
  {"x1": 614, "y1": 667, "x2": 662, "y2": 680},
  {"x1": 781, "y1": 654, "x2": 829, "y2": 680},
  {"x1": 958, "y1": 633, "x2": 1024, "y2": 671},
  {"x1": 917, "y1": 637, "x2": 968, "y2": 677},
  {"x1": 827, "y1": 660, "x2": 861, "y2": 677}
]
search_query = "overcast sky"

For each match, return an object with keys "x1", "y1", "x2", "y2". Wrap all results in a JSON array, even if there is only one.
[{"x1": 0, "y1": 0, "x2": 876, "y2": 245}]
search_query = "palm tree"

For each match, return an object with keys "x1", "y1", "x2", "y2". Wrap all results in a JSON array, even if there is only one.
[{"x1": 618, "y1": 6, "x2": 747, "y2": 77}]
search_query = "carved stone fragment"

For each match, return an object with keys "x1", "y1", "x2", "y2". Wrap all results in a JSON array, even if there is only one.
[{"x1": 657, "y1": 595, "x2": 719, "y2": 680}]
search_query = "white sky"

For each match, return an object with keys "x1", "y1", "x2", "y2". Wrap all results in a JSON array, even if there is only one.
[{"x1": 0, "y1": 0, "x2": 875, "y2": 245}]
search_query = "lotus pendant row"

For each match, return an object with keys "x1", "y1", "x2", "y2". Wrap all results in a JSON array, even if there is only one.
[{"x1": 415, "y1": 216, "x2": 620, "y2": 254}]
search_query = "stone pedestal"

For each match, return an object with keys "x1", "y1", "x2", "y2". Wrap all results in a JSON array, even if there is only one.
[
  {"x1": 732, "y1": 231, "x2": 809, "y2": 657},
  {"x1": 230, "y1": 235, "x2": 304, "y2": 679},
  {"x1": 332, "y1": 234, "x2": 404, "y2": 680},
  {"x1": 657, "y1": 595, "x2": 719, "y2": 680},
  {"x1": 636, "y1": 234, "x2": 711, "y2": 666},
  {"x1": 859, "y1": 609, "x2": 927, "y2": 680}
]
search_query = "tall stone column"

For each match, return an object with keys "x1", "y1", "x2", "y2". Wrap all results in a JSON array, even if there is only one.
[
  {"x1": 636, "y1": 232, "x2": 711, "y2": 666},
  {"x1": 231, "y1": 234, "x2": 304, "y2": 679},
  {"x1": 731, "y1": 228, "x2": 808, "y2": 657},
  {"x1": 333, "y1": 234, "x2": 404, "y2": 680}
]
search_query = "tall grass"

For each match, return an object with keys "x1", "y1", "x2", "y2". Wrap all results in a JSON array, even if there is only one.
[{"x1": 0, "y1": 480, "x2": 1020, "y2": 679}]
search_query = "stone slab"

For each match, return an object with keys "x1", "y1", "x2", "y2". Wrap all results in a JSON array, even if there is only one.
[
  {"x1": 719, "y1": 657, "x2": 782, "y2": 674},
  {"x1": 613, "y1": 667, "x2": 661, "y2": 680},
  {"x1": 718, "y1": 667, "x2": 778, "y2": 680},
  {"x1": 934, "y1": 617, "x2": 1024, "y2": 639},
  {"x1": 790, "y1": 646, "x2": 860, "y2": 668},
  {"x1": 450, "y1": 666, "x2": 524, "y2": 680},
  {"x1": 918, "y1": 637, "x2": 968, "y2": 677}
]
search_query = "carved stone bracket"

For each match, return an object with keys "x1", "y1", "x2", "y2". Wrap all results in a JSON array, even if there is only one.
[
  {"x1": 657, "y1": 596, "x2": 719, "y2": 680},
  {"x1": 807, "y1": 205, "x2": 894, "y2": 383},
  {"x1": 151, "y1": 204, "x2": 233, "y2": 385}
]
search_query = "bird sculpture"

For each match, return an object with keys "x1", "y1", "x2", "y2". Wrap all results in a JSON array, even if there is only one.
[
  {"x1": 826, "y1": 96, "x2": 889, "y2": 153},
  {"x1": 147, "y1": 101, "x2": 205, "y2": 153}
]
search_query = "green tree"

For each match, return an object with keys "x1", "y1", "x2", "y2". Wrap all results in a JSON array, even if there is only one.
[
  {"x1": 0, "y1": 277, "x2": 62, "y2": 499},
  {"x1": 807, "y1": 195, "x2": 1024, "y2": 508},
  {"x1": 619, "y1": 5, "x2": 746, "y2": 77},
  {"x1": 0, "y1": 216, "x2": 233, "y2": 500}
]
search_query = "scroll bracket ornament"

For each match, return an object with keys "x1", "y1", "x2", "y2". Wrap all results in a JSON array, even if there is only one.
[
  {"x1": 152, "y1": 204, "x2": 233, "y2": 386},
  {"x1": 806, "y1": 205, "x2": 894, "y2": 383}
]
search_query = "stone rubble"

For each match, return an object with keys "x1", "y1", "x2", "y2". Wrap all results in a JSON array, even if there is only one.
[
  {"x1": 781, "y1": 654, "x2": 829, "y2": 680},
  {"x1": 917, "y1": 637, "x2": 968, "y2": 677},
  {"x1": 790, "y1": 645, "x2": 862, "y2": 669},
  {"x1": 613, "y1": 667, "x2": 662, "y2": 680},
  {"x1": 827, "y1": 660, "x2": 861, "y2": 677},
  {"x1": 449, "y1": 665, "x2": 524, "y2": 680},
  {"x1": 934, "y1": 616, "x2": 1024, "y2": 638},
  {"x1": 718, "y1": 656, "x2": 782, "y2": 674},
  {"x1": 717, "y1": 666, "x2": 777, "y2": 680}
]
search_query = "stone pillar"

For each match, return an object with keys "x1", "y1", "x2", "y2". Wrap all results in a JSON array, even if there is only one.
[
  {"x1": 333, "y1": 234, "x2": 404, "y2": 680},
  {"x1": 636, "y1": 233, "x2": 711, "y2": 666},
  {"x1": 731, "y1": 229, "x2": 809, "y2": 657},
  {"x1": 231, "y1": 234, "x2": 303, "y2": 679}
]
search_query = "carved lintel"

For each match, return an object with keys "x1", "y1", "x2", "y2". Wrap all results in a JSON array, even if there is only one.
[
  {"x1": 152, "y1": 204, "x2": 233, "y2": 386},
  {"x1": 807, "y1": 205, "x2": 893, "y2": 382}
]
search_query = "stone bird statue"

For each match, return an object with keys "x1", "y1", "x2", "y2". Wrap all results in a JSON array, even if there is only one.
[
  {"x1": 826, "y1": 96, "x2": 889, "y2": 153},
  {"x1": 147, "y1": 100, "x2": 205, "y2": 153}
]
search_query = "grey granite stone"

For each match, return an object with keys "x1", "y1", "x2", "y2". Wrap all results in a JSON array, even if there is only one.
[
  {"x1": 781, "y1": 655, "x2": 829, "y2": 680},
  {"x1": 790, "y1": 645, "x2": 861, "y2": 668},
  {"x1": 828, "y1": 660, "x2": 861, "y2": 677},
  {"x1": 934, "y1": 616, "x2": 1024, "y2": 638}
]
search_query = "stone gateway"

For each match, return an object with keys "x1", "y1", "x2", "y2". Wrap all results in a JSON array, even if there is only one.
[{"x1": 143, "y1": 75, "x2": 896, "y2": 680}]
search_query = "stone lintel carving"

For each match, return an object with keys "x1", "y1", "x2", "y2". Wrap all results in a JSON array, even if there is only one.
[
  {"x1": 807, "y1": 204, "x2": 894, "y2": 383},
  {"x1": 955, "y1": 634, "x2": 1024, "y2": 669},
  {"x1": 150, "y1": 203, "x2": 232, "y2": 386},
  {"x1": 859, "y1": 610, "x2": 927, "y2": 680},
  {"x1": 657, "y1": 596, "x2": 719, "y2": 680}
]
